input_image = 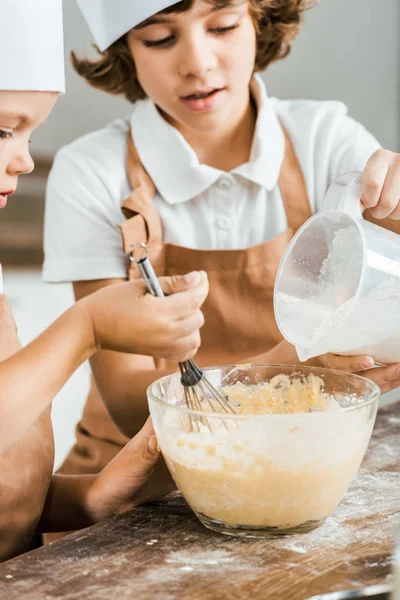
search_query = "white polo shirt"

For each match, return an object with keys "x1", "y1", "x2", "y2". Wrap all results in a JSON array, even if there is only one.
[{"x1": 43, "y1": 75, "x2": 380, "y2": 283}]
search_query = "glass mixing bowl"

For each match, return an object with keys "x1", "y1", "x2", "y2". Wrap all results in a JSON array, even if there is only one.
[{"x1": 147, "y1": 364, "x2": 380, "y2": 538}]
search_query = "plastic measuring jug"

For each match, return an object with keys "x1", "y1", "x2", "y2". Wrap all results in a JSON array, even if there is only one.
[{"x1": 274, "y1": 171, "x2": 400, "y2": 364}]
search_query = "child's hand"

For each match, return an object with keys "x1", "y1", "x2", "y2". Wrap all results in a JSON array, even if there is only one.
[
  {"x1": 311, "y1": 353, "x2": 400, "y2": 394},
  {"x1": 256, "y1": 340, "x2": 400, "y2": 394},
  {"x1": 362, "y1": 150, "x2": 400, "y2": 219},
  {"x1": 84, "y1": 271, "x2": 209, "y2": 362},
  {"x1": 85, "y1": 418, "x2": 172, "y2": 522}
]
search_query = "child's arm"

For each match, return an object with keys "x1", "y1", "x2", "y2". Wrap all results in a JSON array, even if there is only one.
[
  {"x1": 0, "y1": 273, "x2": 208, "y2": 452},
  {"x1": 37, "y1": 418, "x2": 167, "y2": 532}
]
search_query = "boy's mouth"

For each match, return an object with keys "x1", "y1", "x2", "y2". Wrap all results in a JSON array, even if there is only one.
[
  {"x1": 180, "y1": 88, "x2": 225, "y2": 112},
  {"x1": 183, "y1": 88, "x2": 221, "y2": 100}
]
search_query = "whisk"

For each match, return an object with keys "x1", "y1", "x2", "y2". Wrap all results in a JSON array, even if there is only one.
[{"x1": 128, "y1": 243, "x2": 237, "y2": 424}]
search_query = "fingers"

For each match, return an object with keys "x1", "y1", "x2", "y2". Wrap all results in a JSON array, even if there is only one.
[
  {"x1": 379, "y1": 377, "x2": 400, "y2": 395},
  {"x1": 158, "y1": 271, "x2": 205, "y2": 295},
  {"x1": 361, "y1": 151, "x2": 389, "y2": 214},
  {"x1": 129, "y1": 271, "x2": 208, "y2": 300},
  {"x1": 315, "y1": 351, "x2": 400, "y2": 394},
  {"x1": 316, "y1": 353, "x2": 375, "y2": 373},
  {"x1": 173, "y1": 310, "x2": 205, "y2": 338},
  {"x1": 316, "y1": 353, "x2": 400, "y2": 394},
  {"x1": 381, "y1": 157, "x2": 400, "y2": 219},
  {"x1": 358, "y1": 362, "x2": 400, "y2": 394},
  {"x1": 162, "y1": 272, "x2": 209, "y2": 318},
  {"x1": 118, "y1": 418, "x2": 160, "y2": 482},
  {"x1": 362, "y1": 150, "x2": 400, "y2": 219},
  {"x1": 135, "y1": 415, "x2": 155, "y2": 442},
  {"x1": 162, "y1": 330, "x2": 202, "y2": 362},
  {"x1": 87, "y1": 417, "x2": 161, "y2": 521},
  {"x1": 163, "y1": 312, "x2": 205, "y2": 361}
]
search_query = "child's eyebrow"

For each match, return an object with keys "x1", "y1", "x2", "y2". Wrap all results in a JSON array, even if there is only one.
[
  {"x1": 134, "y1": 16, "x2": 172, "y2": 30},
  {"x1": 0, "y1": 112, "x2": 26, "y2": 124},
  {"x1": 0, "y1": 111, "x2": 46, "y2": 127}
]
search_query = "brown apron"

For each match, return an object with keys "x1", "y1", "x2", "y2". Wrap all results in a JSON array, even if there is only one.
[
  {"x1": 46, "y1": 125, "x2": 311, "y2": 541},
  {"x1": 0, "y1": 294, "x2": 54, "y2": 560}
]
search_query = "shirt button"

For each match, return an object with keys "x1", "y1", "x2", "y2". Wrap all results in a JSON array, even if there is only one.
[
  {"x1": 217, "y1": 177, "x2": 232, "y2": 191},
  {"x1": 216, "y1": 217, "x2": 231, "y2": 230}
]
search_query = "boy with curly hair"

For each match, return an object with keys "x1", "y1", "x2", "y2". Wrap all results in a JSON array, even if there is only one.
[{"x1": 43, "y1": 0, "x2": 400, "y2": 537}]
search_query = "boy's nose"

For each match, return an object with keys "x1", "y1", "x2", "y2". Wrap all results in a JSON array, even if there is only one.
[{"x1": 178, "y1": 36, "x2": 217, "y2": 78}]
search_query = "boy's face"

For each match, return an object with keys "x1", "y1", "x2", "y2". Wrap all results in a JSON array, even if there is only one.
[
  {"x1": 127, "y1": 0, "x2": 256, "y2": 137},
  {"x1": 0, "y1": 91, "x2": 58, "y2": 208}
]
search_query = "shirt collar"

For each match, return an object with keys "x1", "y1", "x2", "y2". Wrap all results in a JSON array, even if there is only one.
[
  {"x1": 233, "y1": 74, "x2": 285, "y2": 190},
  {"x1": 130, "y1": 74, "x2": 285, "y2": 204}
]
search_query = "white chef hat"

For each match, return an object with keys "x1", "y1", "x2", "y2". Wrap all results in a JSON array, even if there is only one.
[
  {"x1": 0, "y1": 0, "x2": 65, "y2": 93},
  {"x1": 76, "y1": 0, "x2": 179, "y2": 52}
]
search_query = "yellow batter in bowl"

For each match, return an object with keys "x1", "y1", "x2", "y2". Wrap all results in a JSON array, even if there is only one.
[{"x1": 147, "y1": 365, "x2": 379, "y2": 538}]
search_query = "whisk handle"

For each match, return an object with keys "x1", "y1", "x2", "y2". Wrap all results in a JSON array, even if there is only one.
[
  {"x1": 138, "y1": 258, "x2": 165, "y2": 298},
  {"x1": 128, "y1": 243, "x2": 165, "y2": 298},
  {"x1": 129, "y1": 243, "x2": 203, "y2": 387}
]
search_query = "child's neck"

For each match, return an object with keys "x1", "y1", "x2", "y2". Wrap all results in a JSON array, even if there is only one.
[{"x1": 178, "y1": 91, "x2": 257, "y2": 172}]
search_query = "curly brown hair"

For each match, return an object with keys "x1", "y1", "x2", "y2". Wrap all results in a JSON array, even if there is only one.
[{"x1": 72, "y1": 0, "x2": 314, "y2": 104}]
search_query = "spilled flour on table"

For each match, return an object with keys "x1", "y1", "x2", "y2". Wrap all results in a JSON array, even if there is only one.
[
  {"x1": 165, "y1": 549, "x2": 238, "y2": 567},
  {"x1": 280, "y1": 468, "x2": 399, "y2": 555},
  {"x1": 143, "y1": 549, "x2": 262, "y2": 585}
]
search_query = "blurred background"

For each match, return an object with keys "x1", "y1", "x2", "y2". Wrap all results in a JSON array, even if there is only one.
[{"x1": 3, "y1": 0, "x2": 399, "y2": 469}]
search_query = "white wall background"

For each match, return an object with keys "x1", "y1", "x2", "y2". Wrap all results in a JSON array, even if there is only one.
[
  {"x1": 32, "y1": 0, "x2": 400, "y2": 156},
  {"x1": 25, "y1": 0, "x2": 399, "y2": 468}
]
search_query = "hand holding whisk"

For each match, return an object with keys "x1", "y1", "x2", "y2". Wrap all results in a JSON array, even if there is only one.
[{"x1": 128, "y1": 243, "x2": 237, "y2": 425}]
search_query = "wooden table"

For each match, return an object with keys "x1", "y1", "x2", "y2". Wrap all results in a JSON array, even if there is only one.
[{"x1": 0, "y1": 402, "x2": 398, "y2": 600}]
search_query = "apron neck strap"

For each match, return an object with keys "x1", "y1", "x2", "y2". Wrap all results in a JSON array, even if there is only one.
[
  {"x1": 278, "y1": 124, "x2": 312, "y2": 231},
  {"x1": 120, "y1": 130, "x2": 162, "y2": 244}
]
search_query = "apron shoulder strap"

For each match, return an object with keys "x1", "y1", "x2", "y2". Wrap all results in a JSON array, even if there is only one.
[
  {"x1": 278, "y1": 124, "x2": 312, "y2": 231},
  {"x1": 120, "y1": 130, "x2": 163, "y2": 248}
]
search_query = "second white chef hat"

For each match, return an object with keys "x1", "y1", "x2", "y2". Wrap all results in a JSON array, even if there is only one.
[{"x1": 76, "y1": 0, "x2": 180, "y2": 52}]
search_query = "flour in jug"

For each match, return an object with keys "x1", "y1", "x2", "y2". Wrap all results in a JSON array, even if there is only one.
[{"x1": 303, "y1": 226, "x2": 400, "y2": 363}]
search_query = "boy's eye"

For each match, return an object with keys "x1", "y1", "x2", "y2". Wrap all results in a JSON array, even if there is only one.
[
  {"x1": 210, "y1": 24, "x2": 240, "y2": 34},
  {"x1": 142, "y1": 22, "x2": 239, "y2": 48},
  {"x1": 143, "y1": 35, "x2": 175, "y2": 48},
  {"x1": 0, "y1": 130, "x2": 13, "y2": 140}
]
